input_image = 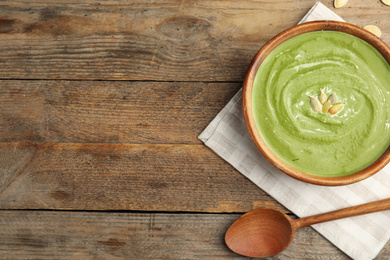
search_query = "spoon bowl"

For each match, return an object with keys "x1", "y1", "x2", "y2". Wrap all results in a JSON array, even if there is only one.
[
  {"x1": 225, "y1": 209, "x2": 294, "y2": 257},
  {"x1": 225, "y1": 198, "x2": 390, "y2": 258}
]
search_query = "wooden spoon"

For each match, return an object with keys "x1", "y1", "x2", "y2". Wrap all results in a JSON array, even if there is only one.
[{"x1": 225, "y1": 198, "x2": 390, "y2": 258}]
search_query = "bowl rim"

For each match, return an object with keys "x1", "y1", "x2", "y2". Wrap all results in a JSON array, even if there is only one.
[{"x1": 242, "y1": 20, "x2": 390, "y2": 186}]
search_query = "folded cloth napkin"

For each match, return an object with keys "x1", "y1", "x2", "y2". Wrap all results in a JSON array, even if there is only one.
[{"x1": 199, "y1": 2, "x2": 390, "y2": 260}]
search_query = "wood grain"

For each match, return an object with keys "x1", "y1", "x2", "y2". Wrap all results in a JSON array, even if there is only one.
[
  {"x1": 0, "y1": 142, "x2": 285, "y2": 213},
  {"x1": 2, "y1": 1, "x2": 390, "y2": 258},
  {"x1": 0, "y1": 80, "x2": 240, "y2": 144},
  {"x1": 0, "y1": 0, "x2": 387, "y2": 81},
  {"x1": 0, "y1": 210, "x2": 362, "y2": 259}
]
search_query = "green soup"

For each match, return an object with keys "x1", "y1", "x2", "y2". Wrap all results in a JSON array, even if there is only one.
[{"x1": 252, "y1": 31, "x2": 390, "y2": 177}]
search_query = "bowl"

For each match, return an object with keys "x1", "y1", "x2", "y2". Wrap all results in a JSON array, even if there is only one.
[{"x1": 242, "y1": 20, "x2": 390, "y2": 186}]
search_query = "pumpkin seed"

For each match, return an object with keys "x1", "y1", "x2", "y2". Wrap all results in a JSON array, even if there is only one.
[
  {"x1": 329, "y1": 103, "x2": 345, "y2": 115},
  {"x1": 309, "y1": 96, "x2": 322, "y2": 112},
  {"x1": 322, "y1": 100, "x2": 332, "y2": 113},
  {"x1": 318, "y1": 91, "x2": 327, "y2": 105},
  {"x1": 327, "y1": 92, "x2": 337, "y2": 105},
  {"x1": 381, "y1": 0, "x2": 390, "y2": 6},
  {"x1": 363, "y1": 25, "x2": 382, "y2": 38},
  {"x1": 334, "y1": 0, "x2": 348, "y2": 8}
]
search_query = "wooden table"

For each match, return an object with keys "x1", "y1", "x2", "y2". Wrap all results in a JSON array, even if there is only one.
[{"x1": 1, "y1": 1, "x2": 390, "y2": 259}]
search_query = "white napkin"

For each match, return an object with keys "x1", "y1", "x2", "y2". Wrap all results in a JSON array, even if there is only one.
[{"x1": 199, "y1": 2, "x2": 390, "y2": 260}]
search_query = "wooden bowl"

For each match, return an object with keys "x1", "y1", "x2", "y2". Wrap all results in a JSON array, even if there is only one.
[{"x1": 242, "y1": 21, "x2": 390, "y2": 186}]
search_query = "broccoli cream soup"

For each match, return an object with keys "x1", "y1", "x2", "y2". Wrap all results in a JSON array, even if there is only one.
[{"x1": 252, "y1": 31, "x2": 390, "y2": 177}]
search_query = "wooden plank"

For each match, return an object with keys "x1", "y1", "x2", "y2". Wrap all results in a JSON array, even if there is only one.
[
  {"x1": 0, "y1": 142, "x2": 286, "y2": 213},
  {"x1": 0, "y1": 1, "x2": 388, "y2": 81},
  {"x1": 0, "y1": 80, "x2": 240, "y2": 144},
  {"x1": 0, "y1": 210, "x2": 363, "y2": 259}
]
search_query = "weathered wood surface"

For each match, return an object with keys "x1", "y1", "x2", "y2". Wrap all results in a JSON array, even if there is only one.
[
  {"x1": 1, "y1": 0, "x2": 390, "y2": 259},
  {"x1": 0, "y1": 142, "x2": 284, "y2": 212},
  {"x1": 0, "y1": 80, "x2": 240, "y2": 144},
  {"x1": 0, "y1": 210, "x2": 367, "y2": 259},
  {"x1": 0, "y1": 0, "x2": 388, "y2": 81}
]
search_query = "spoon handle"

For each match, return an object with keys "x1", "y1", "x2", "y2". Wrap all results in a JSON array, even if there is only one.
[{"x1": 294, "y1": 197, "x2": 390, "y2": 228}]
